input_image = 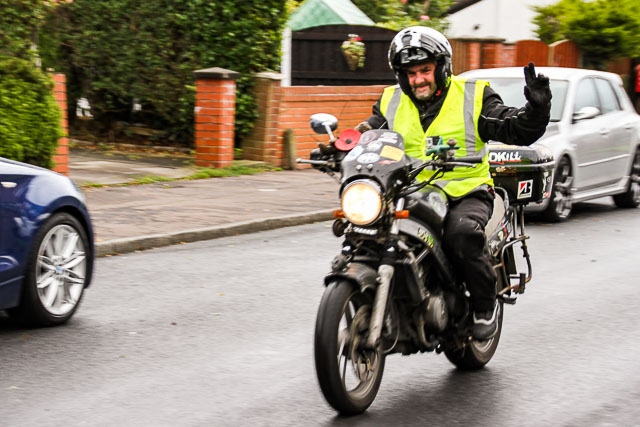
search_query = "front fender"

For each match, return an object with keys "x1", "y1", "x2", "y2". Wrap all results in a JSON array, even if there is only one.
[{"x1": 324, "y1": 262, "x2": 378, "y2": 292}]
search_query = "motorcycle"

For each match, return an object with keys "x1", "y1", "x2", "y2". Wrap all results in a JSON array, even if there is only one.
[{"x1": 298, "y1": 113, "x2": 554, "y2": 416}]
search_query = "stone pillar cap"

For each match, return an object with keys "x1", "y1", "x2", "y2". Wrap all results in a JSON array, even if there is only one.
[{"x1": 194, "y1": 67, "x2": 240, "y2": 80}]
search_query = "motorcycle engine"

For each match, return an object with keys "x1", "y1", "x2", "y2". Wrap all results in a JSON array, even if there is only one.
[{"x1": 424, "y1": 293, "x2": 448, "y2": 332}]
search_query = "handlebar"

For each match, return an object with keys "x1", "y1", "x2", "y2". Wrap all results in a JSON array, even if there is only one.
[
  {"x1": 452, "y1": 156, "x2": 483, "y2": 164},
  {"x1": 297, "y1": 158, "x2": 331, "y2": 166},
  {"x1": 405, "y1": 157, "x2": 479, "y2": 188}
]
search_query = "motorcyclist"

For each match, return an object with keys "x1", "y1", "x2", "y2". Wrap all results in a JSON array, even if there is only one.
[{"x1": 356, "y1": 26, "x2": 551, "y2": 340}]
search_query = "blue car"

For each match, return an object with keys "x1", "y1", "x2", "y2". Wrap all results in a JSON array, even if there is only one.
[{"x1": 0, "y1": 157, "x2": 94, "y2": 326}]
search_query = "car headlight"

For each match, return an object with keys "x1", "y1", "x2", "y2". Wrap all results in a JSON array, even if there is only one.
[{"x1": 341, "y1": 180, "x2": 383, "y2": 226}]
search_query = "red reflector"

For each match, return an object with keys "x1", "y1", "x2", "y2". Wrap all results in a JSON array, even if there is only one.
[
  {"x1": 395, "y1": 210, "x2": 410, "y2": 219},
  {"x1": 333, "y1": 210, "x2": 345, "y2": 218}
]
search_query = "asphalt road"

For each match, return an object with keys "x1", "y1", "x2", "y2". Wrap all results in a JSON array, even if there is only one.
[{"x1": 1, "y1": 200, "x2": 639, "y2": 426}]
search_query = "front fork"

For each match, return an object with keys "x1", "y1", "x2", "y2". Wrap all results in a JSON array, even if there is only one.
[
  {"x1": 365, "y1": 198, "x2": 404, "y2": 349},
  {"x1": 366, "y1": 263, "x2": 394, "y2": 349}
]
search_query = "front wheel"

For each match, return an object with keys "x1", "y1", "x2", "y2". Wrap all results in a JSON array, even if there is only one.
[
  {"x1": 314, "y1": 280, "x2": 385, "y2": 416},
  {"x1": 8, "y1": 212, "x2": 91, "y2": 326}
]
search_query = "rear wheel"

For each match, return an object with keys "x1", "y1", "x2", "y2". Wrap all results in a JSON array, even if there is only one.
[
  {"x1": 613, "y1": 149, "x2": 640, "y2": 208},
  {"x1": 542, "y1": 156, "x2": 573, "y2": 222},
  {"x1": 314, "y1": 280, "x2": 385, "y2": 415},
  {"x1": 444, "y1": 307, "x2": 503, "y2": 370},
  {"x1": 444, "y1": 279, "x2": 504, "y2": 370}
]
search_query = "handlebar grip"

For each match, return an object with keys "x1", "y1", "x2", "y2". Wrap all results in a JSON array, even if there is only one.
[{"x1": 454, "y1": 156, "x2": 483, "y2": 164}]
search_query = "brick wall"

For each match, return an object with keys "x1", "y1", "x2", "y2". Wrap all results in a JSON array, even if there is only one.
[
  {"x1": 240, "y1": 38, "x2": 584, "y2": 169},
  {"x1": 52, "y1": 73, "x2": 69, "y2": 175},
  {"x1": 243, "y1": 76, "x2": 387, "y2": 168},
  {"x1": 48, "y1": 38, "x2": 582, "y2": 174}
]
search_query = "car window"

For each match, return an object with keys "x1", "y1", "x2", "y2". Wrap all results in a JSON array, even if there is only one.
[
  {"x1": 481, "y1": 77, "x2": 567, "y2": 122},
  {"x1": 593, "y1": 77, "x2": 621, "y2": 114},
  {"x1": 573, "y1": 78, "x2": 599, "y2": 114}
]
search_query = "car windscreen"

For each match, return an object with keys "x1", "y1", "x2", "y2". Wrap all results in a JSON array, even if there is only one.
[{"x1": 481, "y1": 77, "x2": 567, "y2": 122}]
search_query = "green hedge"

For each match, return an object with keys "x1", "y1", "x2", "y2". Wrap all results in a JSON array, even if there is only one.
[
  {"x1": 0, "y1": 0, "x2": 46, "y2": 60},
  {"x1": 39, "y1": 0, "x2": 288, "y2": 146},
  {"x1": 0, "y1": 56, "x2": 62, "y2": 168}
]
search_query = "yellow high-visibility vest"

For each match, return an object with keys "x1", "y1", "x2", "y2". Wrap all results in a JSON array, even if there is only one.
[{"x1": 380, "y1": 76, "x2": 494, "y2": 198}]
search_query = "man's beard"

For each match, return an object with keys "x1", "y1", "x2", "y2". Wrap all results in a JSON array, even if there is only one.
[{"x1": 412, "y1": 82, "x2": 437, "y2": 101}]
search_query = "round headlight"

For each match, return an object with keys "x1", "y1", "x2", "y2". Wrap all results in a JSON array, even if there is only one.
[{"x1": 341, "y1": 180, "x2": 383, "y2": 226}]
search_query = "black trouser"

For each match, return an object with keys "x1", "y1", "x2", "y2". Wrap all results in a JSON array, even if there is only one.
[{"x1": 442, "y1": 188, "x2": 497, "y2": 313}]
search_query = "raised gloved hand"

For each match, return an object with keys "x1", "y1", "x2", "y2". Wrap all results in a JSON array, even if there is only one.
[
  {"x1": 355, "y1": 121, "x2": 372, "y2": 133},
  {"x1": 523, "y1": 62, "x2": 551, "y2": 110}
]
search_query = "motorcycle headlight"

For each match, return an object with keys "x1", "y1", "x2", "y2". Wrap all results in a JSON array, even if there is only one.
[{"x1": 341, "y1": 180, "x2": 383, "y2": 226}]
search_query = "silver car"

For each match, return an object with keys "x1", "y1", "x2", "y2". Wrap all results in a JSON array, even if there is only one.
[{"x1": 461, "y1": 66, "x2": 640, "y2": 221}]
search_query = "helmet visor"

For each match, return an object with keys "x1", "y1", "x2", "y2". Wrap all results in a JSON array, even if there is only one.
[{"x1": 397, "y1": 47, "x2": 433, "y2": 68}]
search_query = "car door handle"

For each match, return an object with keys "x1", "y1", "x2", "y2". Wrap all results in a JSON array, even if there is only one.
[{"x1": 600, "y1": 128, "x2": 610, "y2": 135}]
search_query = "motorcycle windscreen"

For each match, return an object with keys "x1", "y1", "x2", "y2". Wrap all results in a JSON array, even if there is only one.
[{"x1": 341, "y1": 129, "x2": 410, "y2": 187}]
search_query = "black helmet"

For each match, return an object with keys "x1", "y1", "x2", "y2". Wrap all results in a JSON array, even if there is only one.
[{"x1": 388, "y1": 26, "x2": 453, "y2": 94}]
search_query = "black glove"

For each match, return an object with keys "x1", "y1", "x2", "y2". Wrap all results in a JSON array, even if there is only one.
[
  {"x1": 355, "y1": 121, "x2": 372, "y2": 133},
  {"x1": 523, "y1": 62, "x2": 551, "y2": 110}
]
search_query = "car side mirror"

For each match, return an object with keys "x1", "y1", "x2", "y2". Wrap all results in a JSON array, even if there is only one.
[{"x1": 572, "y1": 106, "x2": 600, "y2": 123}]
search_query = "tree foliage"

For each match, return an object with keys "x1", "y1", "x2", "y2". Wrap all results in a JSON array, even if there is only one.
[
  {"x1": 39, "y1": 0, "x2": 288, "y2": 146},
  {"x1": 0, "y1": 56, "x2": 62, "y2": 168},
  {"x1": 357, "y1": 0, "x2": 453, "y2": 32},
  {"x1": 286, "y1": 0, "x2": 452, "y2": 32},
  {"x1": 533, "y1": 0, "x2": 640, "y2": 70},
  {"x1": 0, "y1": 1, "x2": 65, "y2": 167},
  {"x1": 0, "y1": 0, "x2": 50, "y2": 60}
]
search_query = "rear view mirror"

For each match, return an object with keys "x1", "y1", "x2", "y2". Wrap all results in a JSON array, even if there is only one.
[{"x1": 310, "y1": 113, "x2": 338, "y2": 135}]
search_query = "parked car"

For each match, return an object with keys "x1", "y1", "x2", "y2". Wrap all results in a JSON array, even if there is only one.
[
  {"x1": 461, "y1": 66, "x2": 640, "y2": 221},
  {"x1": 0, "y1": 157, "x2": 94, "y2": 326}
]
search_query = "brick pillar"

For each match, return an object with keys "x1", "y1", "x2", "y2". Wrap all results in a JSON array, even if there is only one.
[
  {"x1": 243, "y1": 72, "x2": 282, "y2": 166},
  {"x1": 193, "y1": 67, "x2": 240, "y2": 168},
  {"x1": 52, "y1": 73, "x2": 69, "y2": 175}
]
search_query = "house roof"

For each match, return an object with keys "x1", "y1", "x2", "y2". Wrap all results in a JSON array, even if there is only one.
[
  {"x1": 446, "y1": 0, "x2": 483, "y2": 15},
  {"x1": 287, "y1": 0, "x2": 374, "y2": 31}
]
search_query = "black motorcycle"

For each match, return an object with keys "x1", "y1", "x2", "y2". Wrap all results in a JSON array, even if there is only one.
[{"x1": 299, "y1": 113, "x2": 555, "y2": 416}]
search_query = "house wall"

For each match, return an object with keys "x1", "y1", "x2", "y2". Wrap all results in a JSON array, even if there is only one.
[{"x1": 446, "y1": 0, "x2": 558, "y2": 43}]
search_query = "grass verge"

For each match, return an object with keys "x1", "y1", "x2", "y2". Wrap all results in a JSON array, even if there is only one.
[{"x1": 79, "y1": 163, "x2": 281, "y2": 188}]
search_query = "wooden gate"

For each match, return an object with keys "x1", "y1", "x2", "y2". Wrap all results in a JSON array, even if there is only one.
[
  {"x1": 291, "y1": 24, "x2": 397, "y2": 86},
  {"x1": 516, "y1": 40, "x2": 549, "y2": 67}
]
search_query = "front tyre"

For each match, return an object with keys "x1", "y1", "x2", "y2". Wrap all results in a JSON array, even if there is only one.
[
  {"x1": 314, "y1": 280, "x2": 385, "y2": 415},
  {"x1": 8, "y1": 213, "x2": 90, "y2": 326}
]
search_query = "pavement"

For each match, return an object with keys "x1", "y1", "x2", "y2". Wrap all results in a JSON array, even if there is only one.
[{"x1": 69, "y1": 148, "x2": 340, "y2": 257}]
